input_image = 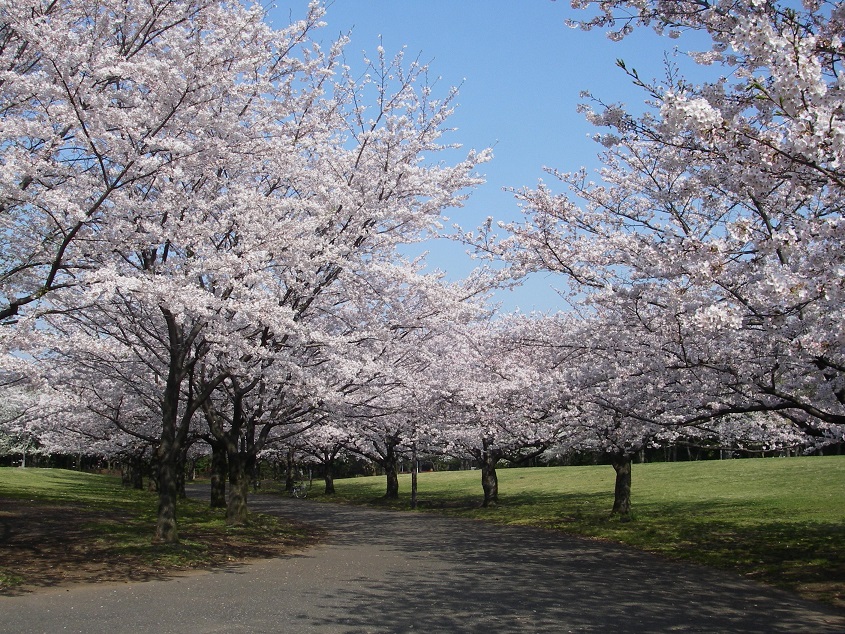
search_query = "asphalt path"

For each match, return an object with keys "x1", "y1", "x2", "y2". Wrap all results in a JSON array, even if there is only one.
[{"x1": 1, "y1": 489, "x2": 844, "y2": 633}]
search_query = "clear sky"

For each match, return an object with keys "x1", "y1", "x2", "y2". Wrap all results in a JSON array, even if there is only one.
[{"x1": 269, "y1": 1, "x2": 703, "y2": 313}]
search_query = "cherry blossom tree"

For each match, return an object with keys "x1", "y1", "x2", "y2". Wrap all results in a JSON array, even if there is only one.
[
  {"x1": 0, "y1": 0, "x2": 320, "y2": 324},
  {"x1": 0, "y1": 373, "x2": 42, "y2": 466},
  {"x1": 332, "y1": 272, "x2": 487, "y2": 500},
  {"x1": 430, "y1": 316, "x2": 582, "y2": 507},
  {"x1": 469, "y1": 1, "x2": 845, "y2": 465},
  {"x1": 197, "y1": 353, "x2": 323, "y2": 523},
  {"x1": 5, "y1": 0, "x2": 490, "y2": 541},
  {"x1": 176, "y1": 36, "x2": 492, "y2": 521},
  {"x1": 294, "y1": 421, "x2": 351, "y2": 495},
  {"x1": 504, "y1": 312, "x2": 675, "y2": 518},
  {"x1": 1, "y1": 0, "x2": 329, "y2": 539},
  {"x1": 517, "y1": 305, "x2": 814, "y2": 519}
]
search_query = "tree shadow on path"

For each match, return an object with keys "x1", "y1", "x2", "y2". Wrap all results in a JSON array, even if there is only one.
[{"x1": 253, "y1": 495, "x2": 845, "y2": 633}]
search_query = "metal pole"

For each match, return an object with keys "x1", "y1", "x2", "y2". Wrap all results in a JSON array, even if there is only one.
[{"x1": 410, "y1": 440, "x2": 418, "y2": 509}]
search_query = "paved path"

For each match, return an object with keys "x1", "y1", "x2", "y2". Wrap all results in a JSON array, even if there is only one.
[{"x1": 1, "y1": 492, "x2": 843, "y2": 633}]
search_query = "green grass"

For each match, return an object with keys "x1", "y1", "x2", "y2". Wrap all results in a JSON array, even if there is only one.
[
  {"x1": 313, "y1": 456, "x2": 845, "y2": 607},
  {"x1": 0, "y1": 569, "x2": 24, "y2": 588},
  {"x1": 0, "y1": 467, "x2": 149, "y2": 506},
  {"x1": 0, "y1": 468, "x2": 313, "y2": 590}
]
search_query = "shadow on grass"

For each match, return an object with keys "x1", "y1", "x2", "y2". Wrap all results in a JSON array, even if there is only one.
[
  {"x1": 0, "y1": 499, "x2": 182, "y2": 595},
  {"x1": 620, "y1": 500, "x2": 845, "y2": 606},
  {"x1": 0, "y1": 496, "x2": 320, "y2": 596},
  {"x1": 506, "y1": 494, "x2": 845, "y2": 608}
]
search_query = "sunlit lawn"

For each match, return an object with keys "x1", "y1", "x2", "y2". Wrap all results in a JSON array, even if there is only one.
[
  {"x1": 313, "y1": 456, "x2": 845, "y2": 608},
  {"x1": 0, "y1": 467, "x2": 147, "y2": 506}
]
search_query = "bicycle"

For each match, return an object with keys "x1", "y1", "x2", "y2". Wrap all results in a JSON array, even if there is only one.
[{"x1": 289, "y1": 482, "x2": 308, "y2": 499}]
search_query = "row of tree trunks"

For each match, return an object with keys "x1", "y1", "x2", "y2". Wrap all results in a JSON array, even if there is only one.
[
  {"x1": 202, "y1": 389, "x2": 252, "y2": 526},
  {"x1": 120, "y1": 453, "x2": 146, "y2": 490}
]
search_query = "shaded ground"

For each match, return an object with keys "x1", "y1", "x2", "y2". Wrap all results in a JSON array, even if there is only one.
[{"x1": 0, "y1": 497, "x2": 317, "y2": 595}]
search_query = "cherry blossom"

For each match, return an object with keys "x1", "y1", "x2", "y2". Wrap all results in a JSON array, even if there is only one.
[
  {"x1": 472, "y1": 0, "x2": 845, "y2": 462},
  {"x1": 3, "y1": 0, "x2": 490, "y2": 540}
]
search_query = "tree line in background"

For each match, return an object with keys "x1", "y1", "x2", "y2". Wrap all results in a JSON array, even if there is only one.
[{"x1": 1, "y1": 0, "x2": 843, "y2": 539}]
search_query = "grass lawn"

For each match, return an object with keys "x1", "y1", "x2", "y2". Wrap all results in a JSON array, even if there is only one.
[
  {"x1": 312, "y1": 456, "x2": 845, "y2": 608},
  {"x1": 0, "y1": 468, "x2": 315, "y2": 593}
]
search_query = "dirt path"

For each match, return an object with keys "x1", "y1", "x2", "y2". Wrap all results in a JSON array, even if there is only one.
[{"x1": 1, "y1": 493, "x2": 843, "y2": 633}]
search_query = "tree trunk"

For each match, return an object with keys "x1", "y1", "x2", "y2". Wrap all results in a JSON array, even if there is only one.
[
  {"x1": 209, "y1": 440, "x2": 227, "y2": 508},
  {"x1": 227, "y1": 471, "x2": 249, "y2": 525},
  {"x1": 148, "y1": 454, "x2": 160, "y2": 492},
  {"x1": 176, "y1": 445, "x2": 187, "y2": 500},
  {"x1": 226, "y1": 442, "x2": 249, "y2": 526},
  {"x1": 155, "y1": 373, "x2": 182, "y2": 543},
  {"x1": 610, "y1": 453, "x2": 632, "y2": 521},
  {"x1": 154, "y1": 443, "x2": 179, "y2": 543},
  {"x1": 153, "y1": 307, "x2": 199, "y2": 544},
  {"x1": 384, "y1": 459, "x2": 399, "y2": 499},
  {"x1": 324, "y1": 463, "x2": 335, "y2": 495},
  {"x1": 121, "y1": 461, "x2": 132, "y2": 488},
  {"x1": 285, "y1": 447, "x2": 296, "y2": 491},
  {"x1": 383, "y1": 440, "x2": 399, "y2": 500},
  {"x1": 480, "y1": 456, "x2": 499, "y2": 507},
  {"x1": 480, "y1": 438, "x2": 501, "y2": 508}
]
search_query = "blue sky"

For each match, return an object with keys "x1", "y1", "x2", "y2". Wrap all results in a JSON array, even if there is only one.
[{"x1": 270, "y1": 1, "x2": 705, "y2": 313}]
